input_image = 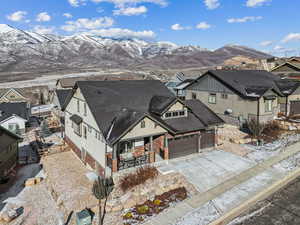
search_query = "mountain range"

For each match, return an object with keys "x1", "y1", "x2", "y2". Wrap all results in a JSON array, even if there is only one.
[{"x1": 0, "y1": 24, "x2": 272, "y2": 73}]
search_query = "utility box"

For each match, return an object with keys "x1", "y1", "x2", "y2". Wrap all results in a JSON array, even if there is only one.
[{"x1": 76, "y1": 209, "x2": 92, "y2": 225}]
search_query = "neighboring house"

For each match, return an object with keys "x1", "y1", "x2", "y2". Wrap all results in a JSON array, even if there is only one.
[
  {"x1": 0, "y1": 103, "x2": 29, "y2": 135},
  {"x1": 31, "y1": 104, "x2": 54, "y2": 118},
  {"x1": 63, "y1": 80, "x2": 223, "y2": 176},
  {"x1": 56, "y1": 77, "x2": 87, "y2": 89},
  {"x1": 185, "y1": 70, "x2": 291, "y2": 125},
  {"x1": 51, "y1": 89, "x2": 72, "y2": 131},
  {"x1": 0, "y1": 88, "x2": 28, "y2": 103},
  {"x1": 166, "y1": 72, "x2": 194, "y2": 99},
  {"x1": 276, "y1": 80, "x2": 300, "y2": 115},
  {"x1": 0, "y1": 125, "x2": 22, "y2": 179},
  {"x1": 271, "y1": 58, "x2": 300, "y2": 78}
]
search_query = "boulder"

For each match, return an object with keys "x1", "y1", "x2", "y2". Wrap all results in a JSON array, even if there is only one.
[{"x1": 25, "y1": 178, "x2": 36, "y2": 186}]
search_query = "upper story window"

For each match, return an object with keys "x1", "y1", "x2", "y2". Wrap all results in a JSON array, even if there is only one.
[
  {"x1": 141, "y1": 120, "x2": 146, "y2": 128},
  {"x1": 77, "y1": 100, "x2": 80, "y2": 113},
  {"x1": 83, "y1": 126, "x2": 87, "y2": 139},
  {"x1": 208, "y1": 93, "x2": 216, "y2": 104},
  {"x1": 192, "y1": 92, "x2": 197, "y2": 99},
  {"x1": 84, "y1": 103, "x2": 87, "y2": 116},
  {"x1": 73, "y1": 122, "x2": 81, "y2": 136},
  {"x1": 221, "y1": 93, "x2": 228, "y2": 99},
  {"x1": 164, "y1": 110, "x2": 187, "y2": 119}
]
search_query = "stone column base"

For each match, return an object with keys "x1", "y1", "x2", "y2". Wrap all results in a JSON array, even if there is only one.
[{"x1": 149, "y1": 151, "x2": 155, "y2": 163}]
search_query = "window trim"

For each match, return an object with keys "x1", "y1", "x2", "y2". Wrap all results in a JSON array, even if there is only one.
[
  {"x1": 208, "y1": 93, "x2": 217, "y2": 104},
  {"x1": 265, "y1": 99, "x2": 273, "y2": 112}
]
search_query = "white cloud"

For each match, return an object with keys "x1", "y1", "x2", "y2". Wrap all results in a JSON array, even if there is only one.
[
  {"x1": 32, "y1": 25, "x2": 55, "y2": 34},
  {"x1": 6, "y1": 11, "x2": 27, "y2": 22},
  {"x1": 61, "y1": 17, "x2": 114, "y2": 32},
  {"x1": 274, "y1": 45, "x2": 284, "y2": 51},
  {"x1": 171, "y1": 24, "x2": 185, "y2": 31},
  {"x1": 260, "y1": 41, "x2": 273, "y2": 46},
  {"x1": 68, "y1": 0, "x2": 87, "y2": 7},
  {"x1": 36, "y1": 12, "x2": 51, "y2": 22},
  {"x1": 204, "y1": 0, "x2": 220, "y2": 9},
  {"x1": 227, "y1": 16, "x2": 262, "y2": 23},
  {"x1": 113, "y1": 6, "x2": 147, "y2": 16},
  {"x1": 82, "y1": 28, "x2": 156, "y2": 40},
  {"x1": 282, "y1": 33, "x2": 300, "y2": 43},
  {"x1": 246, "y1": 0, "x2": 271, "y2": 7},
  {"x1": 91, "y1": 0, "x2": 168, "y2": 7},
  {"x1": 63, "y1": 13, "x2": 73, "y2": 18},
  {"x1": 196, "y1": 22, "x2": 211, "y2": 30}
]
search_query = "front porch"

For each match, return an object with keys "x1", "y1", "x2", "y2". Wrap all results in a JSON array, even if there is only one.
[{"x1": 107, "y1": 134, "x2": 169, "y2": 172}]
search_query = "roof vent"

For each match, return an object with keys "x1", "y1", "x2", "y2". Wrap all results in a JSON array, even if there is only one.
[
  {"x1": 122, "y1": 108, "x2": 128, "y2": 112},
  {"x1": 97, "y1": 90, "x2": 102, "y2": 95}
]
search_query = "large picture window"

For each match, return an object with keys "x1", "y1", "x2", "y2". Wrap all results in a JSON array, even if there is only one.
[{"x1": 265, "y1": 100, "x2": 272, "y2": 112}]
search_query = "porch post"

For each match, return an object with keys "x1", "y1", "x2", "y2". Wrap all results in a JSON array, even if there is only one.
[
  {"x1": 112, "y1": 144, "x2": 118, "y2": 173},
  {"x1": 149, "y1": 136, "x2": 155, "y2": 163},
  {"x1": 164, "y1": 134, "x2": 169, "y2": 160}
]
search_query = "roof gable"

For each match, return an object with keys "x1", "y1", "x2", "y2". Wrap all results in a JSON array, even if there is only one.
[{"x1": 186, "y1": 70, "x2": 283, "y2": 98}]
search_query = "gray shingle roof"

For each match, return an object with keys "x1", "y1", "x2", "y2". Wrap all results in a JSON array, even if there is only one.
[
  {"x1": 55, "y1": 89, "x2": 72, "y2": 108},
  {"x1": 0, "y1": 103, "x2": 29, "y2": 122},
  {"x1": 187, "y1": 70, "x2": 284, "y2": 98}
]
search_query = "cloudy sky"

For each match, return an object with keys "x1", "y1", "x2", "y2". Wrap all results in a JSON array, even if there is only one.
[{"x1": 2, "y1": 0, "x2": 300, "y2": 55}]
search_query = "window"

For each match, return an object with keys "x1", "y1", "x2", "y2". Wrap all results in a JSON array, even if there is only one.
[
  {"x1": 84, "y1": 103, "x2": 87, "y2": 116},
  {"x1": 179, "y1": 111, "x2": 185, "y2": 116},
  {"x1": 265, "y1": 100, "x2": 272, "y2": 112},
  {"x1": 172, "y1": 111, "x2": 179, "y2": 117},
  {"x1": 73, "y1": 122, "x2": 81, "y2": 136},
  {"x1": 192, "y1": 92, "x2": 197, "y2": 100},
  {"x1": 88, "y1": 125, "x2": 92, "y2": 133},
  {"x1": 221, "y1": 93, "x2": 228, "y2": 99},
  {"x1": 8, "y1": 123, "x2": 18, "y2": 132},
  {"x1": 208, "y1": 93, "x2": 216, "y2": 104},
  {"x1": 95, "y1": 131, "x2": 98, "y2": 139},
  {"x1": 77, "y1": 100, "x2": 80, "y2": 113},
  {"x1": 83, "y1": 126, "x2": 87, "y2": 139},
  {"x1": 141, "y1": 120, "x2": 146, "y2": 128},
  {"x1": 165, "y1": 112, "x2": 172, "y2": 118}
]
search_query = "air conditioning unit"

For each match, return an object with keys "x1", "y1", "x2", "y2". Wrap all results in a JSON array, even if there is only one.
[{"x1": 224, "y1": 109, "x2": 233, "y2": 115}]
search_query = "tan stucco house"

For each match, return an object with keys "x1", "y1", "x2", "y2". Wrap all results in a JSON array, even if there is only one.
[
  {"x1": 184, "y1": 70, "x2": 300, "y2": 125},
  {"x1": 63, "y1": 80, "x2": 223, "y2": 176}
]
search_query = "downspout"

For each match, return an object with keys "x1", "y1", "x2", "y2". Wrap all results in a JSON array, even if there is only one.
[
  {"x1": 285, "y1": 95, "x2": 288, "y2": 117},
  {"x1": 257, "y1": 97, "x2": 260, "y2": 125}
]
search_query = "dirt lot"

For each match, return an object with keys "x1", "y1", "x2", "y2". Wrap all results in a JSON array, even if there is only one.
[{"x1": 230, "y1": 177, "x2": 300, "y2": 225}]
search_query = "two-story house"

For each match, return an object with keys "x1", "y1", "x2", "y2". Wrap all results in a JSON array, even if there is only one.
[
  {"x1": 0, "y1": 126, "x2": 22, "y2": 180},
  {"x1": 184, "y1": 70, "x2": 289, "y2": 125},
  {"x1": 63, "y1": 80, "x2": 223, "y2": 176}
]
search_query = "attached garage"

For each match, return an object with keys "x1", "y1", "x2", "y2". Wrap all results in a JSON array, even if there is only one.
[
  {"x1": 290, "y1": 100, "x2": 300, "y2": 115},
  {"x1": 168, "y1": 134, "x2": 199, "y2": 159},
  {"x1": 201, "y1": 130, "x2": 215, "y2": 149}
]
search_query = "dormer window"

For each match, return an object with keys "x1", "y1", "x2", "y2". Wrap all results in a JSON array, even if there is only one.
[{"x1": 164, "y1": 109, "x2": 187, "y2": 119}]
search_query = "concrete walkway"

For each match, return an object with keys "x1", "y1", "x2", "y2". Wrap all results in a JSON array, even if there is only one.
[{"x1": 145, "y1": 141, "x2": 300, "y2": 225}]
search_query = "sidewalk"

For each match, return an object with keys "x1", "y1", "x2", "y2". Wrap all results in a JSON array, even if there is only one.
[{"x1": 144, "y1": 141, "x2": 300, "y2": 225}]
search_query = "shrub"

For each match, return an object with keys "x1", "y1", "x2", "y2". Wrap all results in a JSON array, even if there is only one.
[
  {"x1": 120, "y1": 166, "x2": 159, "y2": 192},
  {"x1": 153, "y1": 199, "x2": 162, "y2": 206},
  {"x1": 263, "y1": 120, "x2": 283, "y2": 141},
  {"x1": 137, "y1": 205, "x2": 149, "y2": 215},
  {"x1": 247, "y1": 119, "x2": 265, "y2": 139},
  {"x1": 123, "y1": 212, "x2": 133, "y2": 219}
]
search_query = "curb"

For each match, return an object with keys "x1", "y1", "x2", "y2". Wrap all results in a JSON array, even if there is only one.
[{"x1": 208, "y1": 167, "x2": 300, "y2": 225}]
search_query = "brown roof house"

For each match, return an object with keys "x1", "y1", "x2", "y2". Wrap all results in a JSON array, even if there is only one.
[
  {"x1": 271, "y1": 57, "x2": 300, "y2": 79},
  {"x1": 63, "y1": 80, "x2": 223, "y2": 176}
]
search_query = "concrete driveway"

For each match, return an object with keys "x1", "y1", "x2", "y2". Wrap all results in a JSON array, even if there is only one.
[{"x1": 157, "y1": 150, "x2": 256, "y2": 192}]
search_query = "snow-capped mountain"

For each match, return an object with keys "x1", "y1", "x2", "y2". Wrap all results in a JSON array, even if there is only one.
[{"x1": 0, "y1": 24, "x2": 272, "y2": 72}]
